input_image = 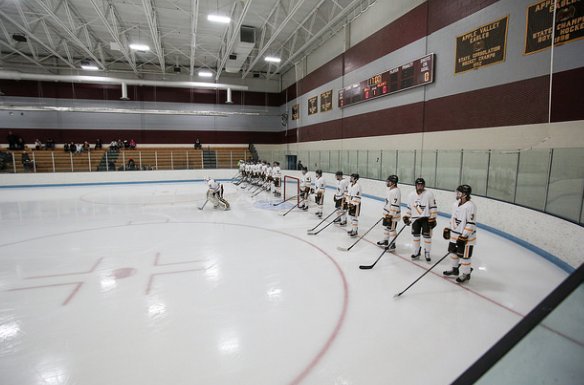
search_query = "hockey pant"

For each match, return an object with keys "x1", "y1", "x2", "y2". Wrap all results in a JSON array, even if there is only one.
[
  {"x1": 411, "y1": 217, "x2": 432, "y2": 256},
  {"x1": 382, "y1": 217, "x2": 398, "y2": 242},
  {"x1": 334, "y1": 197, "x2": 347, "y2": 223},
  {"x1": 448, "y1": 237, "x2": 474, "y2": 275},
  {"x1": 348, "y1": 203, "x2": 360, "y2": 232}
]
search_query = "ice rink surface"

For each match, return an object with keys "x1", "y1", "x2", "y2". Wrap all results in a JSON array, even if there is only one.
[{"x1": 0, "y1": 181, "x2": 573, "y2": 385}]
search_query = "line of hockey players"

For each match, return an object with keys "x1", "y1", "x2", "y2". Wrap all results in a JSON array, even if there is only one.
[
  {"x1": 288, "y1": 168, "x2": 477, "y2": 284},
  {"x1": 235, "y1": 160, "x2": 283, "y2": 197}
]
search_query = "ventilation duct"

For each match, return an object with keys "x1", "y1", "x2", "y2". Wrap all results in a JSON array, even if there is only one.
[{"x1": 225, "y1": 26, "x2": 255, "y2": 74}]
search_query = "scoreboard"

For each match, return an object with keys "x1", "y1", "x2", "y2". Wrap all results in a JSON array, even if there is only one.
[{"x1": 338, "y1": 53, "x2": 435, "y2": 108}]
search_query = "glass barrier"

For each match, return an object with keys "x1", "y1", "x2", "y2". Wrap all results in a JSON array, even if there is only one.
[{"x1": 268, "y1": 147, "x2": 584, "y2": 225}]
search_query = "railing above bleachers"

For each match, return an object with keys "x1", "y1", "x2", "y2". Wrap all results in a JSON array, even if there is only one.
[{"x1": 0, "y1": 147, "x2": 251, "y2": 173}]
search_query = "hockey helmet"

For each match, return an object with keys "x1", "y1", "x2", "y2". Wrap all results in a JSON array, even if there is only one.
[
  {"x1": 415, "y1": 177, "x2": 426, "y2": 185},
  {"x1": 350, "y1": 173, "x2": 359, "y2": 181},
  {"x1": 457, "y1": 184, "x2": 472, "y2": 196},
  {"x1": 335, "y1": 171, "x2": 343, "y2": 177},
  {"x1": 315, "y1": 169, "x2": 323, "y2": 176},
  {"x1": 387, "y1": 175, "x2": 399, "y2": 184}
]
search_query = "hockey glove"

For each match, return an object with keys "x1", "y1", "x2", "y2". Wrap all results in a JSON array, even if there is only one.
[
  {"x1": 403, "y1": 216, "x2": 411, "y2": 226},
  {"x1": 443, "y1": 228, "x2": 451, "y2": 240},
  {"x1": 428, "y1": 217, "x2": 437, "y2": 229},
  {"x1": 382, "y1": 215, "x2": 393, "y2": 227}
]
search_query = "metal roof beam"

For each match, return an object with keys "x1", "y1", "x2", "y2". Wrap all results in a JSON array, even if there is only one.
[{"x1": 141, "y1": 0, "x2": 166, "y2": 73}]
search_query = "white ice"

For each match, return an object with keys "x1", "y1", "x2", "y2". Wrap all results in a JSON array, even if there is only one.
[{"x1": 0, "y1": 181, "x2": 575, "y2": 385}]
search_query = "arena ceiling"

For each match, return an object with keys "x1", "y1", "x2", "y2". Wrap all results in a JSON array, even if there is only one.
[{"x1": 0, "y1": 0, "x2": 376, "y2": 81}]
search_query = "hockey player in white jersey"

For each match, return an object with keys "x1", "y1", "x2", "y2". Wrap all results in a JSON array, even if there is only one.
[
  {"x1": 377, "y1": 175, "x2": 401, "y2": 251},
  {"x1": 333, "y1": 171, "x2": 349, "y2": 226},
  {"x1": 206, "y1": 177, "x2": 230, "y2": 210},
  {"x1": 402, "y1": 177, "x2": 437, "y2": 262},
  {"x1": 443, "y1": 184, "x2": 477, "y2": 283},
  {"x1": 313, "y1": 169, "x2": 326, "y2": 218},
  {"x1": 299, "y1": 167, "x2": 312, "y2": 211},
  {"x1": 272, "y1": 161, "x2": 282, "y2": 197},
  {"x1": 346, "y1": 173, "x2": 362, "y2": 237}
]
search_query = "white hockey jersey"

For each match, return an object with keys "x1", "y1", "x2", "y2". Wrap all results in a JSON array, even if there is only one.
[
  {"x1": 405, "y1": 189, "x2": 437, "y2": 220},
  {"x1": 383, "y1": 187, "x2": 401, "y2": 220},
  {"x1": 314, "y1": 175, "x2": 326, "y2": 193},
  {"x1": 348, "y1": 181, "x2": 361, "y2": 205},
  {"x1": 272, "y1": 166, "x2": 281, "y2": 179},
  {"x1": 300, "y1": 173, "x2": 312, "y2": 189},
  {"x1": 450, "y1": 199, "x2": 477, "y2": 244},
  {"x1": 335, "y1": 178, "x2": 349, "y2": 200}
]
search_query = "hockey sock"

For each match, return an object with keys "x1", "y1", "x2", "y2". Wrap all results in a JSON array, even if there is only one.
[
  {"x1": 423, "y1": 235, "x2": 432, "y2": 253},
  {"x1": 460, "y1": 259, "x2": 472, "y2": 275},
  {"x1": 412, "y1": 235, "x2": 421, "y2": 255}
]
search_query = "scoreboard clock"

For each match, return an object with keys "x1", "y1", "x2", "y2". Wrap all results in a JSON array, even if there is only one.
[{"x1": 338, "y1": 53, "x2": 435, "y2": 108}]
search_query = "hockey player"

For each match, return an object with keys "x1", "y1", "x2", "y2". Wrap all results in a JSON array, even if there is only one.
[
  {"x1": 443, "y1": 185, "x2": 477, "y2": 283},
  {"x1": 377, "y1": 175, "x2": 401, "y2": 251},
  {"x1": 206, "y1": 177, "x2": 230, "y2": 210},
  {"x1": 299, "y1": 167, "x2": 312, "y2": 210},
  {"x1": 402, "y1": 177, "x2": 437, "y2": 262},
  {"x1": 272, "y1": 161, "x2": 282, "y2": 197},
  {"x1": 333, "y1": 171, "x2": 349, "y2": 226},
  {"x1": 346, "y1": 173, "x2": 362, "y2": 237},
  {"x1": 313, "y1": 169, "x2": 326, "y2": 218}
]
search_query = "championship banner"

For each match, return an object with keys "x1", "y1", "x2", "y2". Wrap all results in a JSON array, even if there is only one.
[
  {"x1": 525, "y1": 0, "x2": 584, "y2": 54},
  {"x1": 291, "y1": 104, "x2": 299, "y2": 120},
  {"x1": 455, "y1": 16, "x2": 508, "y2": 74},
  {"x1": 320, "y1": 90, "x2": 333, "y2": 112},
  {"x1": 308, "y1": 96, "x2": 318, "y2": 115}
]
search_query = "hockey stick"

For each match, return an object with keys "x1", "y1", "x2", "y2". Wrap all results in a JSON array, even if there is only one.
[
  {"x1": 272, "y1": 194, "x2": 298, "y2": 206},
  {"x1": 281, "y1": 199, "x2": 305, "y2": 216},
  {"x1": 306, "y1": 208, "x2": 340, "y2": 232},
  {"x1": 393, "y1": 251, "x2": 450, "y2": 298},
  {"x1": 307, "y1": 212, "x2": 344, "y2": 235},
  {"x1": 359, "y1": 225, "x2": 407, "y2": 269},
  {"x1": 198, "y1": 199, "x2": 209, "y2": 210},
  {"x1": 337, "y1": 217, "x2": 383, "y2": 251}
]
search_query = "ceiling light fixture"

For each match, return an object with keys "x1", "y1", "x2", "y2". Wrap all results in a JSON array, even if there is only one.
[
  {"x1": 129, "y1": 43, "x2": 150, "y2": 51},
  {"x1": 81, "y1": 64, "x2": 100, "y2": 71},
  {"x1": 265, "y1": 56, "x2": 281, "y2": 63},
  {"x1": 198, "y1": 70, "x2": 213, "y2": 77},
  {"x1": 207, "y1": 14, "x2": 231, "y2": 24}
]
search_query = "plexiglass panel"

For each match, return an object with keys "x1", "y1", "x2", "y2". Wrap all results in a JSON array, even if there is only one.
[
  {"x1": 348, "y1": 151, "x2": 359, "y2": 174},
  {"x1": 340, "y1": 151, "x2": 350, "y2": 174},
  {"x1": 420, "y1": 150, "x2": 437, "y2": 188},
  {"x1": 487, "y1": 151, "x2": 519, "y2": 202},
  {"x1": 358, "y1": 150, "x2": 369, "y2": 178},
  {"x1": 461, "y1": 150, "x2": 489, "y2": 196},
  {"x1": 320, "y1": 151, "x2": 330, "y2": 173},
  {"x1": 397, "y1": 150, "x2": 415, "y2": 185},
  {"x1": 381, "y1": 150, "x2": 397, "y2": 180},
  {"x1": 330, "y1": 150, "x2": 340, "y2": 173},
  {"x1": 309, "y1": 151, "x2": 320, "y2": 170},
  {"x1": 515, "y1": 149, "x2": 550, "y2": 210},
  {"x1": 546, "y1": 148, "x2": 584, "y2": 222},
  {"x1": 436, "y1": 151, "x2": 461, "y2": 190},
  {"x1": 368, "y1": 150, "x2": 382, "y2": 180}
]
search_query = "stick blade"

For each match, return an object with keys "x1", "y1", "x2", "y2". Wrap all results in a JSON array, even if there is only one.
[
  {"x1": 306, "y1": 231, "x2": 316, "y2": 235},
  {"x1": 359, "y1": 265, "x2": 373, "y2": 270},
  {"x1": 393, "y1": 292, "x2": 402, "y2": 298},
  {"x1": 337, "y1": 246, "x2": 349, "y2": 251}
]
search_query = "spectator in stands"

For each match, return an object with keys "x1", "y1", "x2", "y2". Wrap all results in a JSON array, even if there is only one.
[
  {"x1": 297, "y1": 160, "x2": 303, "y2": 170},
  {"x1": 34, "y1": 139, "x2": 43, "y2": 150},
  {"x1": 0, "y1": 149, "x2": 13, "y2": 171},
  {"x1": 82, "y1": 141, "x2": 90, "y2": 152},
  {"x1": 6, "y1": 131, "x2": 18, "y2": 150},
  {"x1": 45, "y1": 138, "x2": 55, "y2": 150},
  {"x1": 129, "y1": 138, "x2": 136, "y2": 150},
  {"x1": 16, "y1": 137, "x2": 25, "y2": 150},
  {"x1": 126, "y1": 158, "x2": 137, "y2": 170},
  {"x1": 109, "y1": 140, "x2": 118, "y2": 152},
  {"x1": 69, "y1": 142, "x2": 77, "y2": 153},
  {"x1": 117, "y1": 139, "x2": 124, "y2": 150},
  {"x1": 21, "y1": 151, "x2": 34, "y2": 171},
  {"x1": 63, "y1": 142, "x2": 70, "y2": 152},
  {"x1": 95, "y1": 139, "x2": 102, "y2": 150},
  {"x1": 194, "y1": 138, "x2": 202, "y2": 149}
]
